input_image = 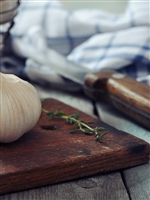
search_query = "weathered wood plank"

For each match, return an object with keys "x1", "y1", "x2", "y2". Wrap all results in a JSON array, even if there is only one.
[
  {"x1": 0, "y1": 172, "x2": 129, "y2": 200},
  {"x1": 0, "y1": 87, "x2": 130, "y2": 199},
  {"x1": 96, "y1": 101, "x2": 150, "y2": 200},
  {"x1": 1, "y1": 98, "x2": 148, "y2": 195},
  {"x1": 123, "y1": 164, "x2": 150, "y2": 200}
]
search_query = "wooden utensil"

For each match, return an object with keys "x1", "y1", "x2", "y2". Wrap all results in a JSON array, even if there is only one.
[{"x1": 84, "y1": 70, "x2": 150, "y2": 128}]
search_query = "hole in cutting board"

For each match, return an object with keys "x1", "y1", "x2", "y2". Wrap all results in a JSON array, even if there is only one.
[{"x1": 40, "y1": 125, "x2": 57, "y2": 130}]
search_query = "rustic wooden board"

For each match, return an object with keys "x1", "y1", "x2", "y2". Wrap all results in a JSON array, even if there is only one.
[{"x1": 0, "y1": 98, "x2": 149, "y2": 195}]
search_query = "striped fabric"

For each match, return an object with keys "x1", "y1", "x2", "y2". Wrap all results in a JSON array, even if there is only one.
[{"x1": 1, "y1": 0, "x2": 150, "y2": 89}]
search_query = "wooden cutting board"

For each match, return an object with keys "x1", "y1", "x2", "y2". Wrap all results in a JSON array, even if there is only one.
[{"x1": 0, "y1": 98, "x2": 149, "y2": 195}]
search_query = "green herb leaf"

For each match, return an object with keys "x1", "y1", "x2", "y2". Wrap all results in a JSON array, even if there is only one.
[{"x1": 42, "y1": 107, "x2": 109, "y2": 142}]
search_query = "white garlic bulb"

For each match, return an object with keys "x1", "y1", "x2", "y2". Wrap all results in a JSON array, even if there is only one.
[{"x1": 0, "y1": 73, "x2": 42, "y2": 143}]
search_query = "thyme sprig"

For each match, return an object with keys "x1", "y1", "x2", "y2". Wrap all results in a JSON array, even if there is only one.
[{"x1": 42, "y1": 107, "x2": 108, "y2": 142}]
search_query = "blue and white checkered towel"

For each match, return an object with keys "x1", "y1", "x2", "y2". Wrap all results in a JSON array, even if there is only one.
[{"x1": 1, "y1": 0, "x2": 150, "y2": 90}]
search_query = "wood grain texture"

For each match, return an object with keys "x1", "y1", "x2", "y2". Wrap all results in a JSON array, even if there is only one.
[
  {"x1": 0, "y1": 173, "x2": 130, "y2": 200},
  {"x1": 123, "y1": 164, "x2": 150, "y2": 200},
  {"x1": 0, "y1": 89, "x2": 130, "y2": 200},
  {"x1": 0, "y1": 98, "x2": 149, "y2": 195},
  {"x1": 96, "y1": 101, "x2": 150, "y2": 200},
  {"x1": 84, "y1": 70, "x2": 150, "y2": 128}
]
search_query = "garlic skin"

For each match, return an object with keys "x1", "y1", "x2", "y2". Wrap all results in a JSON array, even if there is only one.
[{"x1": 0, "y1": 73, "x2": 42, "y2": 143}]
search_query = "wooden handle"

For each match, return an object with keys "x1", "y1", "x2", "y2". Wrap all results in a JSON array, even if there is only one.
[{"x1": 84, "y1": 70, "x2": 150, "y2": 129}]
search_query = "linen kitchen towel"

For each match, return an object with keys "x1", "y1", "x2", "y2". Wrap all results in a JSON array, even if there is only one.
[{"x1": 1, "y1": 0, "x2": 149, "y2": 89}]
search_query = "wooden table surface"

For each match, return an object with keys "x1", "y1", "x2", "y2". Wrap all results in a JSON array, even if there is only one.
[{"x1": 1, "y1": 85, "x2": 149, "y2": 200}]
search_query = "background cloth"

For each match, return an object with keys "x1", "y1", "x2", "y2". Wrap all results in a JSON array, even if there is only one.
[{"x1": 1, "y1": 0, "x2": 150, "y2": 90}]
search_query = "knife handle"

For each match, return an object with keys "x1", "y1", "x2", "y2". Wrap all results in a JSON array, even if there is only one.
[{"x1": 84, "y1": 70, "x2": 150, "y2": 129}]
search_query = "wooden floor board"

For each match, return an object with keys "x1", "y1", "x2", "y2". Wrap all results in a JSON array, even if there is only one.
[
  {"x1": 0, "y1": 172, "x2": 129, "y2": 200},
  {"x1": 96, "y1": 101, "x2": 150, "y2": 200}
]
